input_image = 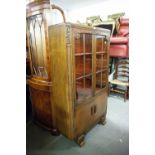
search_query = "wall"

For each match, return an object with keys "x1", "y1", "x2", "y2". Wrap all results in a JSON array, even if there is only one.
[
  {"x1": 46, "y1": 9, "x2": 67, "y2": 25},
  {"x1": 36, "y1": 0, "x2": 129, "y2": 25},
  {"x1": 67, "y1": 0, "x2": 129, "y2": 23}
]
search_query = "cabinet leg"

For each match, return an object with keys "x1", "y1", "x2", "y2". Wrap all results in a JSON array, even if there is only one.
[
  {"x1": 99, "y1": 116, "x2": 106, "y2": 125},
  {"x1": 75, "y1": 134, "x2": 85, "y2": 147},
  {"x1": 51, "y1": 128, "x2": 60, "y2": 136}
]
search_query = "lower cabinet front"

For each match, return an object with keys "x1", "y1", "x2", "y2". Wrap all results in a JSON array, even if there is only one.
[
  {"x1": 74, "y1": 90, "x2": 108, "y2": 142},
  {"x1": 93, "y1": 90, "x2": 108, "y2": 123}
]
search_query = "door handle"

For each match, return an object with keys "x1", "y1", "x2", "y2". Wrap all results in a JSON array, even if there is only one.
[
  {"x1": 94, "y1": 105, "x2": 97, "y2": 114},
  {"x1": 91, "y1": 106, "x2": 94, "y2": 115}
]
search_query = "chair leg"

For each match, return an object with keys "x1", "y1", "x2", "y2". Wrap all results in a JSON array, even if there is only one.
[
  {"x1": 127, "y1": 86, "x2": 129, "y2": 99},
  {"x1": 124, "y1": 92, "x2": 127, "y2": 102},
  {"x1": 108, "y1": 83, "x2": 111, "y2": 96},
  {"x1": 124, "y1": 86, "x2": 129, "y2": 102}
]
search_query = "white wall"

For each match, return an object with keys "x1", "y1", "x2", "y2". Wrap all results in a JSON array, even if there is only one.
[
  {"x1": 42, "y1": 0, "x2": 129, "y2": 25},
  {"x1": 46, "y1": 9, "x2": 67, "y2": 25},
  {"x1": 67, "y1": 0, "x2": 129, "y2": 23}
]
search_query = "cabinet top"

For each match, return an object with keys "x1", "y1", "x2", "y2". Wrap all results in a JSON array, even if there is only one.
[{"x1": 49, "y1": 22, "x2": 111, "y2": 37}]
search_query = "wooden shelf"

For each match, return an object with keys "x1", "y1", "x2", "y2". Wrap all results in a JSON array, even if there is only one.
[
  {"x1": 76, "y1": 73, "x2": 92, "y2": 80},
  {"x1": 95, "y1": 86, "x2": 107, "y2": 94},
  {"x1": 75, "y1": 52, "x2": 92, "y2": 56},
  {"x1": 96, "y1": 68, "x2": 108, "y2": 74},
  {"x1": 96, "y1": 51, "x2": 107, "y2": 54}
]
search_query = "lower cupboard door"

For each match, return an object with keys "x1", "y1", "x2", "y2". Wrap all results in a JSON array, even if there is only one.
[
  {"x1": 74, "y1": 103, "x2": 94, "y2": 137},
  {"x1": 74, "y1": 91, "x2": 108, "y2": 137},
  {"x1": 93, "y1": 91, "x2": 108, "y2": 123}
]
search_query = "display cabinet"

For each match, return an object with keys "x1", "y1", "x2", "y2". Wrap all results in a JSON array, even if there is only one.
[
  {"x1": 26, "y1": 0, "x2": 65, "y2": 132},
  {"x1": 48, "y1": 23, "x2": 110, "y2": 146}
]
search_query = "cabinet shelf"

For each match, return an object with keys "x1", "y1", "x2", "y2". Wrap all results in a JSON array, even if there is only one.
[
  {"x1": 96, "y1": 51, "x2": 107, "y2": 54},
  {"x1": 96, "y1": 68, "x2": 107, "y2": 74},
  {"x1": 95, "y1": 86, "x2": 107, "y2": 94},
  {"x1": 76, "y1": 73, "x2": 92, "y2": 80},
  {"x1": 75, "y1": 53, "x2": 92, "y2": 56},
  {"x1": 75, "y1": 51, "x2": 107, "y2": 56}
]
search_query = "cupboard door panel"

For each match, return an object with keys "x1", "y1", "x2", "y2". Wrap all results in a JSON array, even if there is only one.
[
  {"x1": 75, "y1": 103, "x2": 94, "y2": 136},
  {"x1": 93, "y1": 90, "x2": 108, "y2": 122},
  {"x1": 75, "y1": 91, "x2": 107, "y2": 137}
]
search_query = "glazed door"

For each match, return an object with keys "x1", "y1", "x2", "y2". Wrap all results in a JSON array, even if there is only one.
[
  {"x1": 95, "y1": 35, "x2": 108, "y2": 94},
  {"x1": 74, "y1": 32, "x2": 93, "y2": 103},
  {"x1": 26, "y1": 14, "x2": 48, "y2": 78},
  {"x1": 94, "y1": 34, "x2": 108, "y2": 121},
  {"x1": 74, "y1": 31, "x2": 94, "y2": 136}
]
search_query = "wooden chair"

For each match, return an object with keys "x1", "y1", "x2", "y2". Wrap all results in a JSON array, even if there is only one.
[{"x1": 109, "y1": 60, "x2": 129, "y2": 101}]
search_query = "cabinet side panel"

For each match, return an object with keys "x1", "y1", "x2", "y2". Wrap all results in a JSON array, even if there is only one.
[{"x1": 49, "y1": 25, "x2": 74, "y2": 139}]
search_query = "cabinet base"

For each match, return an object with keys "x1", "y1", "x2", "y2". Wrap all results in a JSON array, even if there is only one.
[
  {"x1": 51, "y1": 128, "x2": 60, "y2": 136},
  {"x1": 99, "y1": 116, "x2": 107, "y2": 125},
  {"x1": 75, "y1": 134, "x2": 85, "y2": 147},
  {"x1": 33, "y1": 119, "x2": 52, "y2": 131}
]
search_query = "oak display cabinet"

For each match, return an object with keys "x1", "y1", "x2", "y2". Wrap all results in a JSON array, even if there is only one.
[{"x1": 49, "y1": 23, "x2": 110, "y2": 146}]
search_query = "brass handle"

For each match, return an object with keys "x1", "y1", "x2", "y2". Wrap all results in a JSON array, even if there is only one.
[
  {"x1": 91, "y1": 106, "x2": 94, "y2": 115},
  {"x1": 51, "y1": 4, "x2": 66, "y2": 23}
]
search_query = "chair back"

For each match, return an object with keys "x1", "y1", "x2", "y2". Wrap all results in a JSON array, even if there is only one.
[{"x1": 114, "y1": 60, "x2": 129, "y2": 82}]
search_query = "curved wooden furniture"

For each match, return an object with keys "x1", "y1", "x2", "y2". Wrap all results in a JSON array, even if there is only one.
[{"x1": 26, "y1": 0, "x2": 65, "y2": 132}]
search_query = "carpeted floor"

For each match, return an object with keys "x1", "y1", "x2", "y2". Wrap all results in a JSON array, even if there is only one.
[{"x1": 26, "y1": 95, "x2": 129, "y2": 155}]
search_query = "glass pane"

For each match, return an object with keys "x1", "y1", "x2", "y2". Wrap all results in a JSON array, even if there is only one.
[
  {"x1": 27, "y1": 14, "x2": 48, "y2": 78},
  {"x1": 96, "y1": 36, "x2": 103, "y2": 52},
  {"x1": 96, "y1": 70, "x2": 107, "y2": 93},
  {"x1": 103, "y1": 53, "x2": 108, "y2": 67},
  {"x1": 96, "y1": 72, "x2": 102, "y2": 92},
  {"x1": 84, "y1": 76, "x2": 93, "y2": 98},
  {"x1": 85, "y1": 55, "x2": 92, "y2": 75},
  {"x1": 76, "y1": 78, "x2": 84, "y2": 102},
  {"x1": 75, "y1": 33, "x2": 93, "y2": 103},
  {"x1": 85, "y1": 76, "x2": 92, "y2": 89},
  {"x1": 75, "y1": 33, "x2": 83, "y2": 54},
  {"x1": 75, "y1": 56, "x2": 84, "y2": 78},
  {"x1": 95, "y1": 35, "x2": 108, "y2": 94},
  {"x1": 103, "y1": 38, "x2": 108, "y2": 52},
  {"x1": 76, "y1": 76, "x2": 92, "y2": 102},
  {"x1": 102, "y1": 70, "x2": 107, "y2": 88},
  {"x1": 96, "y1": 54, "x2": 103, "y2": 71},
  {"x1": 96, "y1": 53, "x2": 108, "y2": 71},
  {"x1": 85, "y1": 34, "x2": 92, "y2": 53}
]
